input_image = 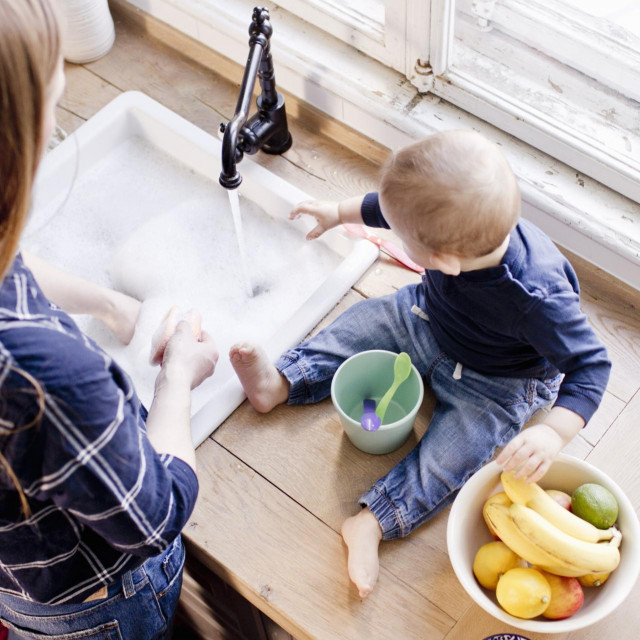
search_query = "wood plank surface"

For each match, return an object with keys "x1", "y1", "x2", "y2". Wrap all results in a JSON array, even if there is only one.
[
  {"x1": 60, "y1": 63, "x2": 121, "y2": 119},
  {"x1": 580, "y1": 390, "x2": 625, "y2": 447},
  {"x1": 581, "y1": 290, "x2": 640, "y2": 403},
  {"x1": 576, "y1": 390, "x2": 640, "y2": 640},
  {"x1": 55, "y1": 4, "x2": 640, "y2": 638},
  {"x1": 187, "y1": 438, "x2": 455, "y2": 640},
  {"x1": 55, "y1": 105, "x2": 84, "y2": 134}
]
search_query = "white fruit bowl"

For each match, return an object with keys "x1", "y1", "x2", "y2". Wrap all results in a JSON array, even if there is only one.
[{"x1": 447, "y1": 453, "x2": 640, "y2": 633}]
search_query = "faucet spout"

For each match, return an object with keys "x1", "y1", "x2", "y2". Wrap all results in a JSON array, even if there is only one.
[{"x1": 219, "y1": 7, "x2": 292, "y2": 190}]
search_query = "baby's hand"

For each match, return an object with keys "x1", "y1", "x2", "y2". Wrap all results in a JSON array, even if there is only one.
[
  {"x1": 496, "y1": 423, "x2": 564, "y2": 484},
  {"x1": 290, "y1": 200, "x2": 341, "y2": 240}
]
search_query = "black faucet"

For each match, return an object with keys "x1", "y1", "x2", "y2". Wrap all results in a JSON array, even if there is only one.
[{"x1": 219, "y1": 6, "x2": 292, "y2": 190}]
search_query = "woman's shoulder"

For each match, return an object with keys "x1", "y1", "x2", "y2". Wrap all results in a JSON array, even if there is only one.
[{"x1": 0, "y1": 257, "x2": 112, "y2": 389}]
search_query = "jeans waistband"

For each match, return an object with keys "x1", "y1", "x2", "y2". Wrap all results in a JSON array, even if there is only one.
[{"x1": 0, "y1": 560, "x2": 147, "y2": 616}]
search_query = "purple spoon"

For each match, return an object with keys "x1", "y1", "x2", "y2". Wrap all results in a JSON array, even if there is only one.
[{"x1": 361, "y1": 398, "x2": 381, "y2": 431}]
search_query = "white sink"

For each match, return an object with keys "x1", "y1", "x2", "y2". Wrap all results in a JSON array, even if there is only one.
[{"x1": 25, "y1": 91, "x2": 378, "y2": 446}]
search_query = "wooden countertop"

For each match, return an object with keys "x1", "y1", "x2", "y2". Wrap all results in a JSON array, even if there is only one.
[{"x1": 57, "y1": 2, "x2": 640, "y2": 638}]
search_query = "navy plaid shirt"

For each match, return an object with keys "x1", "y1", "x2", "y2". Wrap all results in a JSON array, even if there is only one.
[{"x1": 0, "y1": 253, "x2": 198, "y2": 605}]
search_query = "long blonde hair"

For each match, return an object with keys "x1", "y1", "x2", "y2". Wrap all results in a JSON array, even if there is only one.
[
  {"x1": 0, "y1": 0, "x2": 61, "y2": 517},
  {"x1": 0, "y1": 0, "x2": 61, "y2": 279}
]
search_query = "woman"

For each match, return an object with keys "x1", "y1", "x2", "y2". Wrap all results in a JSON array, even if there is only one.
[{"x1": 0, "y1": 1, "x2": 219, "y2": 637}]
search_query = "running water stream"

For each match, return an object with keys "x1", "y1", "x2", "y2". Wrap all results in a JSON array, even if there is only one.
[{"x1": 227, "y1": 187, "x2": 254, "y2": 298}]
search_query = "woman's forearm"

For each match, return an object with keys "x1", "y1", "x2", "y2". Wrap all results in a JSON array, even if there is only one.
[
  {"x1": 145, "y1": 363, "x2": 196, "y2": 472},
  {"x1": 22, "y1": 250, "x2": 140, "y2": 343},
  {"x1": 23, "y1": 250, "x2": 115, "y2": 317}
]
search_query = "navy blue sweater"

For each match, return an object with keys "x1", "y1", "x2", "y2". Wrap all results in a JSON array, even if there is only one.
[{"x1": 362, "y1": 192, "x2": 610, "y2": 424}]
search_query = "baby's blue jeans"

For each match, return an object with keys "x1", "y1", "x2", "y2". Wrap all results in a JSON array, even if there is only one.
[{"x1": 276, "y1": 283, "x2": 562, "y2": 540}]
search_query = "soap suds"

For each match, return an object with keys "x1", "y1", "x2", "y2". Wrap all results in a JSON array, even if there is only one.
[{"x1": 25, "y1": 135, "x2": 341, "y2": 410}]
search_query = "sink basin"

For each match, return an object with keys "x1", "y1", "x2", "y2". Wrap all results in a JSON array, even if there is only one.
[{"x1": 25, "y1": 91, "x2": 378, "y2": 446}]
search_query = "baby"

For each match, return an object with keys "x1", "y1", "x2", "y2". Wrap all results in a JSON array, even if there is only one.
[{"x1": 229, "y1": 130, "x2": 611, "y2": 598}]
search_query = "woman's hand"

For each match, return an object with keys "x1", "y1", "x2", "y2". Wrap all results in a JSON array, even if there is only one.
[
  {"x1": 146, "y1": 315, "x2": 217, "y2": 470},
  {"x1": 290, "y1": 200, "x2": 341, "y2": 240},
  {"x1": 160, "y1": 319, "x2": 219, "y2": 390}
]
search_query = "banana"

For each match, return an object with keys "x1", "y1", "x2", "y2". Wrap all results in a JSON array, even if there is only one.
[
  {"x1": 482, "y1": 492, "x2": 512, "y2": 538},
  {"x1": 501, "y1": 471, "x2": 614, "y2": 543},
  {"x1": 509, "y1": 503, "x2": 621, "y2": 575},
  {"x1": 483, "y1": 503, "x2": 588, "y2": 577}
]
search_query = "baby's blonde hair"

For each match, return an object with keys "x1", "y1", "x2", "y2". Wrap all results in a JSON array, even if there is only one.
[{"x1": 380, "y1": 130, "x2": 520, "y2": 257}]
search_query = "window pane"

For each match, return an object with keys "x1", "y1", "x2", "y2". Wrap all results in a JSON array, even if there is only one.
[
  {"x1": 270, "y1": 0, "x2": 403, "y2": 69},
  {"x1": 451, "y1": 0, "x2": 640, "y2": 178},
  {"x1": 556, "y1": 0, "x2": 640, "y2": 41},
  {"x1": 320, "y1": 0, "x2": 384, "y2": 27}
]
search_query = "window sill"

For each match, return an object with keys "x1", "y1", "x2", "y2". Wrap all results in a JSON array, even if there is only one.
[{"x1": 124, "y1": 0, "x2": 640, "y2": 290}]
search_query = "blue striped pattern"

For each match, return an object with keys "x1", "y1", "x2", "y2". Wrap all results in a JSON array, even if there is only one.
[{"x1": 0, "y1": 254, "x2": 198, "y2": 605}]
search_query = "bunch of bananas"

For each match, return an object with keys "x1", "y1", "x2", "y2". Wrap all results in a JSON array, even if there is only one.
[{"x1": 482, "y1": 472, "x2": 622, "y2": 578}]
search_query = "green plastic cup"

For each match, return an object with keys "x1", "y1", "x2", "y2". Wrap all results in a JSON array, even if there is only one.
[{"x1": 331, "y1": 350, "x2": 424, "y2": 455}]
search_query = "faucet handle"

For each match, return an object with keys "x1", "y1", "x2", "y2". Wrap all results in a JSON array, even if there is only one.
[
  {"x1": 250, "y1": 7, "x2": 272, "y2": 38},
  {"x1": 252, "y1": 7, "x2": 269, "y2": 23}
]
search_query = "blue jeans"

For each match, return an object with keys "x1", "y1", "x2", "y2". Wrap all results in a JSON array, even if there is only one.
[
  {"x1": 0, "y1": 536, "x2": 185, "y2": 639},
  {"x1": 276, "y1": 284, "x2": 562, "y2": 540}
]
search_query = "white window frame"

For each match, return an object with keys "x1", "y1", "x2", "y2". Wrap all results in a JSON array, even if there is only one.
[
  {"x1": 456, "y1": 0, "x2": 640, "y2": 103},
  {"x1": 270, "y1": 1, "x2": 400, "y2": 72},
  {"x1": 131, "y1": 0, "x2": 640, "y2": 203},
  {"x1": 427, "y1": 0, "x2": 640, "y2": 204},
  {"x1": 269, "y1": 0, "x2": 432, "y2": 84},
  {"x1": 266, "y1": 0, "x2": 640, "y2": 204}
]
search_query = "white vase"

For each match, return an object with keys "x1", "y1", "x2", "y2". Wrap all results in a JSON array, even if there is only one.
[{"x1": 57, "y1": 0, "x2": 115, "y2": 64}]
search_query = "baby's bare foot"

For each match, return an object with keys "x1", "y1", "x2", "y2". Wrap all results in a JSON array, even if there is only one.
[
  {"x1": 229, "y1": 342, "x2": 289, "y2": 412},
  {"x1": 341, "y1": 508, "x2": 382, "y2": 598}
]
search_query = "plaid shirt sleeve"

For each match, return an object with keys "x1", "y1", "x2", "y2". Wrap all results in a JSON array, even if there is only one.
[{"x1": 32, "y1": 352, "x2": 199, "y2": 557}]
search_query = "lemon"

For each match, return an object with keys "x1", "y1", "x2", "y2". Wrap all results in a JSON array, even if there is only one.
[
  {"x1": 571, "y1": 483, "x2": 619, "y2": 529},
  {"x1": 496, "y1": 568, "x2": 551, "y2": 619},
  {"x1": 473, "y1": 541, "x2": 522, "y2": 590},
  {"x1": 578, "y1": 572, "x2": 610, "y2": 588}
]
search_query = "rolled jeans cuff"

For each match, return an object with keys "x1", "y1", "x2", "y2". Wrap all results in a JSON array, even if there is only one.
[
  {"x1": 275, "y1": 353, "x2": 311, "y2": 405},
  {"x1": 359, "y1": 484, "x2": 405, "y2": 540}
]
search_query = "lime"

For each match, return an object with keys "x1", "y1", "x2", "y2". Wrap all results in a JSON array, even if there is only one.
[{"x1": 571, "y1": 483, "x2": 619, "y2": 529}]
